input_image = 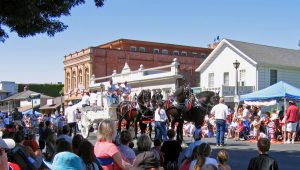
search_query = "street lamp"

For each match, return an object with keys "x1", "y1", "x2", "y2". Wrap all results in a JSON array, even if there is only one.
[{"x1": 233, "y1": 60, "x2": 240, "y2": 100}]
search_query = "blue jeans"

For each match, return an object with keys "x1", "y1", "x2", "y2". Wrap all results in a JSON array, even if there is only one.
[
  {"x1": 155, "y1": 121, "x2": 168, "y2": 141},
  {"x1": 216, "y1": 119, "x2": 226, "y2": 145}
]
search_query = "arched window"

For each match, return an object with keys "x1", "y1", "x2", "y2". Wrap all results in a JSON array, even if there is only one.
[
  {"x1": 85, "y1": 68, "x2": 90, "y2": 88},
  {"x1": 66, "y1": 73, "x2": 71, "y2": 91},
  {"x1": 78, "y1": 69, "x2": 83, "y2": 85},
  {"x1": 72, "y1": 71, "x2": 76, "y2": 89}
]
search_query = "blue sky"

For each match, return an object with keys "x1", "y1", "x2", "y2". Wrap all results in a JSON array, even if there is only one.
[{"x1": 1, "y1": 0, "x2": 299, "y2": 83}]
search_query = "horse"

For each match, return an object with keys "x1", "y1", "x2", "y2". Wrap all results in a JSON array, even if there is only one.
[
  {"x1": 165, "y1": 86, "x2": 217, "y2": 142},
  {"x1": 116, "y1": 97, "x2": 139, "y2": 135},
  {"x1": 136, "y1": 89, "x2": 153, "y2": 138}
]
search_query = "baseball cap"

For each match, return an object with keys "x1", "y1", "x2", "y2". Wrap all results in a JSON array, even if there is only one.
[
  {"x1": 43, "y1": 151, "x2": 83, "y2": 170},
  {"x1": 0, "y1": 138, "x2": 15, "y2": 149},
  {"x1": 289, "y1": 100, "x2": 295, "y2": 103}
]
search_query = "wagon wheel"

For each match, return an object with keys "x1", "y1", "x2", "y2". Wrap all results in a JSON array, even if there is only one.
[
  {"x1": 80, "y1": 113, "x2": 90, "y2": 139},
  {"x1": 81, "y1": 125, "x2": 90, "y2": 139}
]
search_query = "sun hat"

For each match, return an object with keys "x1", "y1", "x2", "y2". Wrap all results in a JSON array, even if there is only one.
[
  {"x1": 0, "y1": 138, "x2": 15, "y2": 149},
  {"x1": 43, "y1": 151, "x2": 83, "y2": 170}
]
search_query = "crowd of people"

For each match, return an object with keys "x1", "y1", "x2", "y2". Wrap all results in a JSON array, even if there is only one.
[
  {"x1": 201, "y1": 98, "x2": 299, "y2": 145},
  {"x1": 0, "y1": 102, "x2": 283, "y2": 170}
]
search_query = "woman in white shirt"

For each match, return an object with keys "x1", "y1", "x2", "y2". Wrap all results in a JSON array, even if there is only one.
[
  {"x1": 189, "y1": 143, "x2": 218, "y2": 170},
  {"x1": 154, "y1": 102, "x2": 168, "y2": 141}
]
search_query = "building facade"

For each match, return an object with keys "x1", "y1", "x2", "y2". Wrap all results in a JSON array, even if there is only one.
[
  {"x1": 196, "y1": 39, "x2": 300, "y2": 103},
  {"x1": 64, "y1": 39, "x2": 212, "y2": 103}
]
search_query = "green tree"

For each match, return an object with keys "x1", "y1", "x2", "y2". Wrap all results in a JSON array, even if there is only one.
[{"x1": 0, "y1": 0, "x2": 105, "y2": 42}]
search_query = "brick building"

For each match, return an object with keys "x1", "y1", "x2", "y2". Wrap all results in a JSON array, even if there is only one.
[{"x1": 64, "y1": 39, "x2": 212, "y2": 103}]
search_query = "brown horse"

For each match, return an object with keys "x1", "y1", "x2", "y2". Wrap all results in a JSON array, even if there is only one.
[
  {"x1": 117, "y1": 99, "x2": 138, "y2": 135},
  {"x1": 166, "y1": 86, "x2": 217, "y2": 142}
]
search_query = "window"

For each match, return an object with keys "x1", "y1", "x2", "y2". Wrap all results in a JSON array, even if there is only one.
[
  {"x1": 201, "y1": 53, "x2": 207, "y2": 58},
  {"x1": 66, "y1": 73, "x2": 70, "y2": 91},
  {"x1": 72, "y1": 71, "x2": 76, "y2": 89},
  {"x1": 181, "y1": 51, "x2": 188, "y2": 56},
  {"x1": 173, "y1": 50, "x2": 179, "y2": 55},
  {"x1": 223, "y1": 72, "x2": 229, "y2": 86},
  {"x1": 139, "y1": 47, "x2": 146, "y2": 53},
  {"x1": 270, "y1": 69, "x2": 277, "y2": 85},
  {"x1": 130, "y1": 46, "x2": 136, "y2": 52},
  {"x1": 208, "y1": 73, "x2": 214, "y2": 88},
  {"x1": 240, "y1": 69, "x2": 246, "y2": 86},
  {"x1": 85, "y1": 68, "x2": 90, "y2": 88},
  {"x1": 78, "y1": 70, "x2": 83, "y2": 85},
  {"x1": 162, "y1": 49, "x2": 168, "y2": 55},
  {"x1": 153, "y1": 48, "x2": 160, "y2": 54}
]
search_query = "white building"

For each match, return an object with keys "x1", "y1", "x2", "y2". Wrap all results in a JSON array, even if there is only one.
[
  {"x1": 195, "y1": 39, "x2": 300, "y2": 103},
  {"x1": 90, "y1": 58, "x2": 182, "y2": 99}
]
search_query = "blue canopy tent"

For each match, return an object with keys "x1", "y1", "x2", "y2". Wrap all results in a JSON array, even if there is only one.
[
  {"x1": 240, "y1": 81, "x2": 300, "y2": 143},
  {"x1": 22, "y1": 109, "x2": 42, "y2": 116},
  {"x1": 240, "y1": 81, "x2": 300, "y2": 101}
]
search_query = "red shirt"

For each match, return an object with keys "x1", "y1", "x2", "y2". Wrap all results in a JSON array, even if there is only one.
[
  {"x1": 286, "y1": 104, "x2": 299, "y2": 123},
  {"x1": 94, "y1": 141, "x2": 121, "y2": 170}
]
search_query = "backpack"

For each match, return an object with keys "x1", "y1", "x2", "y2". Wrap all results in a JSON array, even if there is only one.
[{"x1": 8, "y1": 146, "x2": 38, "y2": 170}]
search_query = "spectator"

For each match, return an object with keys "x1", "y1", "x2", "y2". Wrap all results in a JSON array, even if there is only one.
[
  {"x1": 151, "y1": 139, "x2": 163, "y2": 166},
  {"x1": 210, "y1": 98, "x2": 228, "y2": 147},
  {"x1": 72, "y1": 134, "x2": 84, "y2": 155},
  {"x1": 227, "y1": 117, "x2": 238, "y2": 139},
  {"x1": 189, "y1": 143, "x2": 218, "y2": 170},
  {"x1": 13, "y1": 130, "x2": 43, "y2": 169},
  {"x1": 94, "y1": 119, "x2": 131, "y2": 169},
  {"x1": 247, "y1": 138, "x2": 279, "y2": 170},
  {"x1": 217, "y1": 150, "x2": 231, "y2": 170},
  {"x1": 56, "y1": 140, "x2": 72, "y2": 153},
  {"x1": 181, "y1": 127, "x2": 205, "y2": 163},
  {"x1": 44, "y1": 151, "x2": 84, "y2": 170},
  {"x1": 12, "y1": 108, "x2": 23, "y2": 126},
  {"x1": 0, "y1": 138, "x2": 15, "y2": 170},
  {"x1": 235, "y1": 119, "x2": 244, "y2": 141},
  {"x1": 38, "y1": 122, "x2": 46, "y2": 150},
  {"x1": 161, "y1": 129, "x2": 182, "y2": 169},
  {"x1": 45, "y1": 131, "x2": 57, "y2": 161},
  {"x1": 23, "y1": 133, "x2": 39, "y2": 152},
  {"x1": 57, "y1": 125, "x2": 72, "y2": 144},
  {"x1": 180, "y1": 146, "x2": 201, "y2": 170},
  {"x1": 118, "y1": 130, "x2": 136, "y2": 164},
  {"x1": 44, "y1": 120, "x2": 53, "y2": 141},
  {"x1": 251, "y1": 116, "x2": 260, "y2": 140},
  {"x1": 136, "y1": 134, "x2": 152, "y2": 155},
  {"x1": 285, "y1": 100, "x2": 299, "y2": 144},
  {"x1": 132, "y1": 151, "x2": 159, "y2": 170},
  {"x1": 78, "y1": 139, "x2": 100, "y2": 170},
  {"x1": 201, "y1": 164, "x2": 218, "y2": 170}
]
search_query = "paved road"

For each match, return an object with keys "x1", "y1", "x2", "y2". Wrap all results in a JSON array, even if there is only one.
[{"x1": 87, "y1": 132, "x2": 300, "y2": 170}]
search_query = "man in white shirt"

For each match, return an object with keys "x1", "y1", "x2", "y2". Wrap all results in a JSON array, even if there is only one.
[
  {"x1": 65, "y1": 106, "x2": 77, "y2": 136},
  {"x1": 210, "y1": 97, "x2": 228, "y2": 146},
  {"x1": 243, "y1": 105, "x2": 251, "y2": 122},
  {"x1": 154, "y1": 102, "x2": 168, "y2": 141}
]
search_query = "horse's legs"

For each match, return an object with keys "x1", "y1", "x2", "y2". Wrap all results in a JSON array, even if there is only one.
[
  {"x1": 140, "y1": 121, "x2": 146, "y2": 134},
  {"x1": 148, "y1": 122, "x2": 152, "y2": 139},
  {"x1": 134, "y1": 119, "x2": 138, "y2": 139},
  {"x1": 177, "y1": 121, "x2": 183, "y2": 143},
  {"x1": 118, "y1": 117, "x2": 122, "y2": 133}
]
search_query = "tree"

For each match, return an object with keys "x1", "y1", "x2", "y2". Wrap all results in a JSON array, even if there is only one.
[{"x1": 0, "y1": 0, "x2": 105, "y2": 42}]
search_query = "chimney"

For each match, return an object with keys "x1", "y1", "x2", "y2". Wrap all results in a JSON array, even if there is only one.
[{"x1": 24, "y1": 86, "x2": 28, "y2": 91}]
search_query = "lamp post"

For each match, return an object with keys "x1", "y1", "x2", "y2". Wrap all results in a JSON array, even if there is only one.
[{"x1": 233, "y1": 60, "x2": 240, "y2": 101}]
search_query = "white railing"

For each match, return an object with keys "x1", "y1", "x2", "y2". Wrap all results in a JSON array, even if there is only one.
[
  {"x1": 90, "y1": 58, "x2": 180, "y2": 86},
  {"x1": 202, "y1": 85, "x2": 255, "y2": 96}
]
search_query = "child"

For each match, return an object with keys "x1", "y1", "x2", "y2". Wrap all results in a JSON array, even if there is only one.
[
  {"x1": 235, "y1": 119, "x2": 244, "y2": 140},
  {"x1": 251, "y1": 116, "x2": 260, "y2": 140},
  {"x1": 227, "y1": 117, "x2": 238, "y2": 139},
  {"x1": 247, "y1": 138, "x2": 279, "y2": 170},
  {"x1": 151, "y1": 139, "x2": 163, "y2": 166},
  {"x1": 267, "y1": 117, "x2": 276, "y2": 141},
  {"x1": 217, "y1": 150, "x2": 231, "y2": 170}
]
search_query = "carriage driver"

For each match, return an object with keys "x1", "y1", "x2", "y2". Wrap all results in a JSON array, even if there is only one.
[
  {"x1": 121, "y1": 81, "x2": 131, "y2": 101},
  {"x1": 106, "y1": 79, "x2": 119, "y2": 105}
]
